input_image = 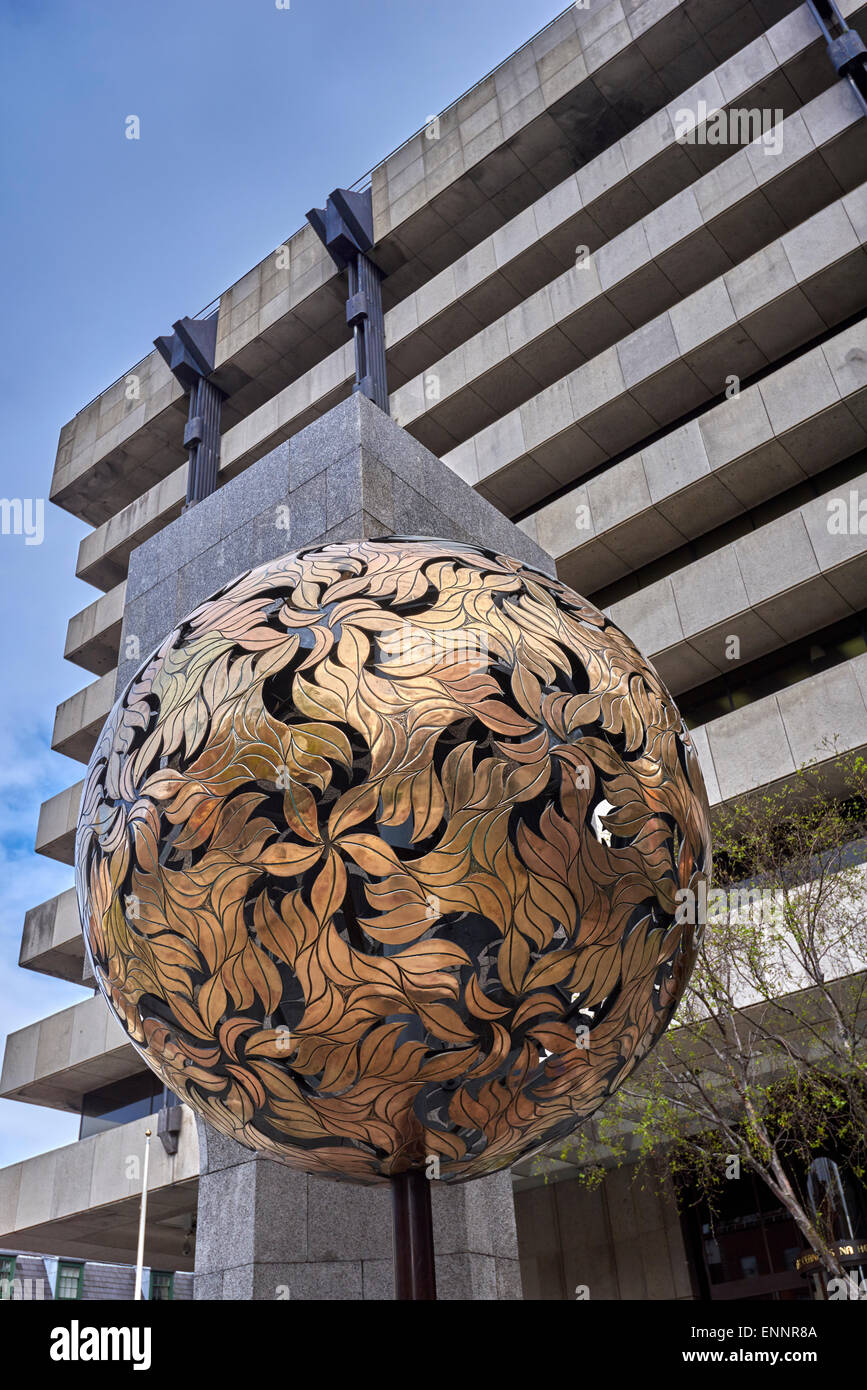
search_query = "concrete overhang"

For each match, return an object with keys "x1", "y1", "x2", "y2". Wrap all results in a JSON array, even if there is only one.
[
  {"x1": 35, "y1": 782, "x2": 83, "y2": 866},
  {"x1": 522, "y1": 320, "x2": 867, "y2": 596},
  {"x1": 445, "y1": 185, "x2": 867, "y2": 515},
  {"x1": 0, "y1": 995, "x2": 141, "y2": 1111},
  {"x1": 20, "y1": 888, "x2": 86, "y2": 986},
  {"x1": 609, "y1": 469, "x2": 867, "y2": 694},
  {"x1": 693, "y1": 650, "x2": 867, "y2": 806},
  {"x1": 69, "y1": 15, "x2": 867, "y2": 595},
  {"x1": 51, "y1": 671, "x2": 114, "y2": 764},
  {"x1": 64, "y1": 582, "x2": 126, "y2": 677},
  {"x1": 0, "y1": 1110, "x2": 199, "y2": 1269},
  {"x1": 51, "y1": 0, "x2": 819, "y2": 529}
]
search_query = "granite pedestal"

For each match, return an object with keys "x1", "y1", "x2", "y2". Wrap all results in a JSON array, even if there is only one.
[
  {"x1": 116, "y1": 392, "x2": 553, "y2": 1299},
  {"x1": 118, "y1": 392, "x2": 553, "y2": 691}
]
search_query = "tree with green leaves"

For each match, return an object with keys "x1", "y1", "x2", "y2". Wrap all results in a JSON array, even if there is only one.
[{"x1": 540, "y1": 750, "x2": 867, "y2": 1294}]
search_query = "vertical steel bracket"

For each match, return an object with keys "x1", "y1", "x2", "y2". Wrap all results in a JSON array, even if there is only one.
[
  {"x1": 808, "y1": 0, "x2": 867, "y2": 116},
  {"x1": 306, "y1": 188, "x2": 389, "y2": 415},
  {"x1": 154, "y1": 312, "x2": 225, "y2": 505}
]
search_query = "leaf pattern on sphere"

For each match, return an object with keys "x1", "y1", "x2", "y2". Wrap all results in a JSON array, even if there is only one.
[{"x1": 75, "y1": 537, "x2": 711, "y2": 1184}]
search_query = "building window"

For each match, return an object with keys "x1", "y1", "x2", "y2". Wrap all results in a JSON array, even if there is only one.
[
  {"x1": 150, "y1": 1270, "x2": 174, "y2": 1301},
  {"x1": 79, "y1": 1072, "x2": 178, "y2": 1139},
  {"x1": 679, "y1": 613, "x2": 867, "y2": 730},
  {"x1": 680, "y1": 1172, "x2": 811, "y2": 1301},
  {"x1": 56, "y1": 1262, "x2": 84, "y2": 1300},
  {"x1": 0, "y1": 1255, "x2": 16, "y2": 1299}
]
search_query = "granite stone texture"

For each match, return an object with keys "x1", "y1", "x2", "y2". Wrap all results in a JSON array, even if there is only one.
[
  {"x1": 117, "y1": 392, "x2": 554, "y2": 697},
  {"x1": 193, "y1": 1120, "x2": 522, "y2": 1301}
]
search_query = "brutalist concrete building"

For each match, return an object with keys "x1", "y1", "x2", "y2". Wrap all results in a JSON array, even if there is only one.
[{"x1": 1, "y1": 0, "x2": 866, "y2": 1300}]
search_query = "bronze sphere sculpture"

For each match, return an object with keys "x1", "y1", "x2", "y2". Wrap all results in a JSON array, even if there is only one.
[{"x1": 76, "y1": 537, "x2": 711, "y2": 1184}]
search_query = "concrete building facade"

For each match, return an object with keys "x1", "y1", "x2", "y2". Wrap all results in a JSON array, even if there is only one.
[{"x1": 2, "y1": 0, "x2": 866, "y2": 1298}]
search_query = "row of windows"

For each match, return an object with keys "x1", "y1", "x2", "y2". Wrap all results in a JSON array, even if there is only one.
[
  {"x1": 593, "y1": 444, "x2": 867, "y2": 613},
  {"x1": 0, "y1": 1255, "x2": 174, "y2": 1300},
  {"x1": 679, "y1": 612, "x2": 867, "y2": 729}
]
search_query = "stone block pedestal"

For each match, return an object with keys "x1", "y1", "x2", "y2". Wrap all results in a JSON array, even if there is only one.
[
  {"x1": 193, "y1": 1122, "x2": 521, "y2": 1300},
  {"x1": 119, "y1": 392, "x2": 549, "y2": 1299}
]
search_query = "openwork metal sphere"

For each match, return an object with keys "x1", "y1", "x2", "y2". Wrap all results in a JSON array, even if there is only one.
[{"x1": 76, "y1": 537, "x2": 711, "y2": 1184}]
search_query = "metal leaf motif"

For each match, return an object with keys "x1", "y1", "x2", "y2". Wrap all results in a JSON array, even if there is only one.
[{"x1": 75, "y1": 537, "x2": 711, "y2": 1184}]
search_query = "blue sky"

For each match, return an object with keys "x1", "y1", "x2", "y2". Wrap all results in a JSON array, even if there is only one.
[{"x1": 0, "y1": 0, "x2": 561, "y2": 1165}]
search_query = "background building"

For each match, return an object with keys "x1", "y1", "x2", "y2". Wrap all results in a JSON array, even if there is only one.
[
  {"x1": 2, "y1": 0, "x2": 866, "y2": 1297},
  {"x1": 0, "y1": 1249, "x2": 192, "y2": 1301}
]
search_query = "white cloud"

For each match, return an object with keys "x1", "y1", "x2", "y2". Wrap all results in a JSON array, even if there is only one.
[{"x1": 0, "y1": 708, "x2": 92, "y2": 1166}]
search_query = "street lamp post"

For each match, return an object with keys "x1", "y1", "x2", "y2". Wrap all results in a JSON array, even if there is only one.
[{"x1": 133, "y1": 1128, "x2": 152, "y2": 1301}]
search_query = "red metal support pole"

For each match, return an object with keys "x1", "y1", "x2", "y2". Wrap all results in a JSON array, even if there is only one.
[{"x1": 391, "y1": 1171, "x2": 437, "y2": 1300}]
